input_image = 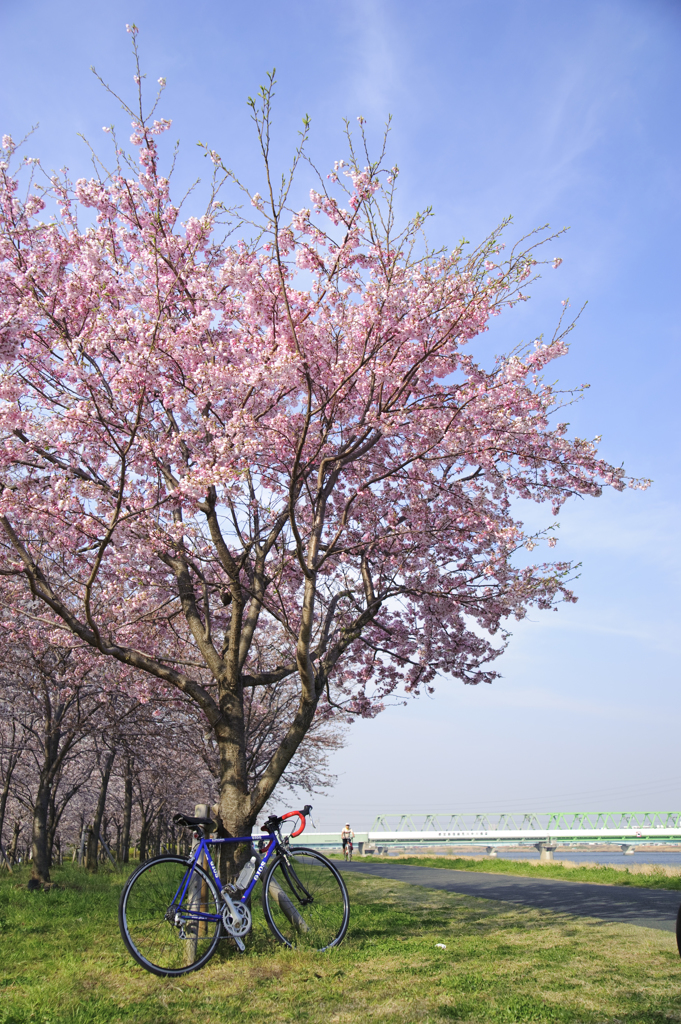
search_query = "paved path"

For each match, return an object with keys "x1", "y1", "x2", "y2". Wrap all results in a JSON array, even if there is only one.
[{"x1": 334, "y1": 861, "x2": 680, "y2": 933}]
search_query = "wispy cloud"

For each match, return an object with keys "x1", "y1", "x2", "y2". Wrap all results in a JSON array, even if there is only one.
[
  {"x1": 468, "y1": 681, "x2": 680, "y2": 725},
  {"x1": 346, "y1": 0, "x2": 405, "y2": 120}
]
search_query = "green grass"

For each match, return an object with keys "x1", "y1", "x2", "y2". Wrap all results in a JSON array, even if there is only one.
[
  {"x1": 0, "y1": 862, "x2": 680, "y2": 1023},
  {"x1": 356, "y1": 855, "x2": 681, "y2": 890}
]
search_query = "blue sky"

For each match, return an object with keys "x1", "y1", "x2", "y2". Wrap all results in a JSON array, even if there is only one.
[{"x1": 1, "y1": 0, "x2": 680, "y2": 828}]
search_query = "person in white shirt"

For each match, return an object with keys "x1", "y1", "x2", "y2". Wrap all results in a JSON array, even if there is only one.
[{"x1": 341, "y1": 823, "x2": 354, "y2": 861}]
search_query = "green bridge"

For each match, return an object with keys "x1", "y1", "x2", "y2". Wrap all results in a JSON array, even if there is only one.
[
  {"x1": 293, "y1": 812, "x2": 681, "y2": 858},
  {"x1": 370, "y1": 812, "x2": 681, "y2": 832}
]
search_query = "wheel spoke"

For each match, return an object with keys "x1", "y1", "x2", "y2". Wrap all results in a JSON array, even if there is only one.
[
  {"x1": 263, "y1": 848, "x2": 349, "y2": 951},
  {"x1": 119, "y1": 857, "x2": 221, "y2": 976}
]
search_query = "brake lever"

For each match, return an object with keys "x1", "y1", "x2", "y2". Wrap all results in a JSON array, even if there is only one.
[{"x1": 302, "y1": 803, "x2": 315, "y2": 828}]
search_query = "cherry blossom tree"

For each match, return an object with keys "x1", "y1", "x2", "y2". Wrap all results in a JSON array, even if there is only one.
[
  {"x1": 0, "y1": 32, "x2": 646, "y2": 870},
  {"x1": 0, "y1": 630, "x2": 107, "y2": 882}
]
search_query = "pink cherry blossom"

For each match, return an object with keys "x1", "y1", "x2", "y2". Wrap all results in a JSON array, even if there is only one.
[{"x1": 0, "y1": 71, "x2": 648, "y2": 841}]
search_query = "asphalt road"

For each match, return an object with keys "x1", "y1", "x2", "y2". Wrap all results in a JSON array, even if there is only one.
[{"x1": 333, "y1": 860, "x2": 681, "y2": 933}]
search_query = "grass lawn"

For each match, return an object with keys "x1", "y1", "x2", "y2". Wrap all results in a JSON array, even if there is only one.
[
  {"x1": 0, "y1": 862, "x2": 680, "y2": 1024},
  {"x1": 357, "y1": 855, "x2": 681, "y2": 891}
]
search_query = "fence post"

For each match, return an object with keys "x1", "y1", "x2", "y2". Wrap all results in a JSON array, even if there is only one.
[
  {"x1": 185, "y1": 802, "x2": 211, "y2": 965},
  {"x1": 100, "y1": 834, "x2": 117, "y2": 867},
  {"x1": 77, "y1": 823, "x2": 88, "y2": 867}
]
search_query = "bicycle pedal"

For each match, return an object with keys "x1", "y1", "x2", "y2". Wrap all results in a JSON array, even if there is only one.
[{"x1": 234, "y1": 937, "x2": 245, "y2": 953}]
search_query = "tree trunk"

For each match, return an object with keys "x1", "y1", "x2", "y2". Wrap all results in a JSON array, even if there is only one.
[
  {"x1": 46, "y1": 790, "x2": 60, "y2": 868},
  {"x1": 213, "y1": 701, "x2": 256, "y2": 882},
  {"x1": 0, "y1": 839, "x2": 11, "y2": 872},
  {"x1": 216, "y1": 794, "x2": 254, "y2": 881},
  {"x1": 0, "y1": 774, "x2": 11, "y2": 857},
  {"x1": 31, "y1": 777, "x2": 51, "y2": 884},
  {"x1": 86, "y1": 749, "x2": 115, "y2": 872},
  {"x1": 8, "y1": 821, "x2": 21, "y2": 865},
  {"x1": 215, "y1": 802, "x2": 256, "y2": 879},
  {"x1": 77, "y1": 821, "x2": 88, "y2": 866},
  {"x1": 153, "y1": 814, "x2": 162, "y2": 858},
  {"x1": 121, "y1": 758, "x2": 133, "y2": 863},
  {"x1": 138, "y1": 816, "x2": 150, "y2": 863},
  {"x1": 0, "y1": 740, "x2": 20, "y2": 852}
]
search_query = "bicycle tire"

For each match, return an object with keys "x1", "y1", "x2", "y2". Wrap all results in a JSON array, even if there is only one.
[
  {"x1": 119, "y1": 855, "x2": 222, "y2": 976},
  {"x1": 676, "y1": 902, "x2": 681, "y2": 957},
  {"x1": 262, "y1": 846, "x2": 349, "y2": 951}
]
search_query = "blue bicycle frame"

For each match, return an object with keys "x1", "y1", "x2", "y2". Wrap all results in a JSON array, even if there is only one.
[{"x1": 173, "y1": 833, "x2": 277, "y2": 923}]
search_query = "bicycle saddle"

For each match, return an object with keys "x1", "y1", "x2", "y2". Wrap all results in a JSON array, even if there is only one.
[{"x1": 173, "y1": 812, "x2": 216, "y2": 831}]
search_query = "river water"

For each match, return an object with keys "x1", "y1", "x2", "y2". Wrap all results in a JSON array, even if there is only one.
[
  {"x1": 496, "y1": 849, "x2": 681, "y2": 867},
  {"x1": 377, "y1": 847, "x2": 681, "y2": 867}
]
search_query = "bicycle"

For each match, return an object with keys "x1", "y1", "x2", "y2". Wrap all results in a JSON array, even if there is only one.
[
  {"x1": 343, "y1": 838, "x2": 353, "y2": 862},
  {"x1": 118, "y1": 805, "x2": 350, "y2": 977}
]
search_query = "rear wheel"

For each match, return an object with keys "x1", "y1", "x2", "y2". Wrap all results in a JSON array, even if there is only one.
[
  {"x1": 119, "y1": 855, "x2": 222, "y2": 976},
  {"x1": 262, "y1": 847, "x2": 349, "y2": 951}
]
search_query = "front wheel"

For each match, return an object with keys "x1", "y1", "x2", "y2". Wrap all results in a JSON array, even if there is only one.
[
  {"x1": 119, "y1": 855, "x2": 222, "y2": 976},
  {"x1": 262, "y1": 847, "x2": 350, "y2": 951}
]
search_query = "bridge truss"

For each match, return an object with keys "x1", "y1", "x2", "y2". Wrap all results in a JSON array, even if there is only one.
[{"x1": 371, "y1": 812, "x2": 681, "y2": 832}]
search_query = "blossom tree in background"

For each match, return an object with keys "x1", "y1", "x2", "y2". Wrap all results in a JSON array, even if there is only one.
[
  {"x1": 0, "y1": 615, "x2": 341, "y2": 881},
  {"x1": 0, "y1": 626, "x2": 108, "y2": 882},
  {"x1": 0, "y1": 31, "x2": 646, "y2": 872}
]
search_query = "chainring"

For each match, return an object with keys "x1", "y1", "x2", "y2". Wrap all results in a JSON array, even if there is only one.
[{"x1": 221, "y1": 900, "x2": 252, "y2": 937}]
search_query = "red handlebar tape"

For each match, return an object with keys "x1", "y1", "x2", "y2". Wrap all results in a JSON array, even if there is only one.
[{"x1": 280, "y1": 809, "x2": 306, "y2": 838}]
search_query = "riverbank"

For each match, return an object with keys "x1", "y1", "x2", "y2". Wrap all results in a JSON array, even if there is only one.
[{"x1": 357, "y1": 854, "x2": 681, "y2": 889}]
